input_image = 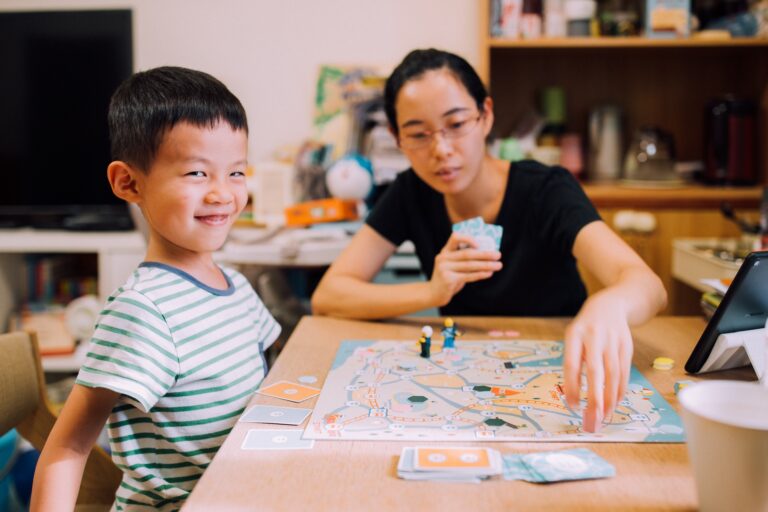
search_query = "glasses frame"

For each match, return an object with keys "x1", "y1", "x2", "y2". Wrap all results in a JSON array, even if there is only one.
[{"x1": 398, "y1": 112, "x2": 485, "y2": 151}]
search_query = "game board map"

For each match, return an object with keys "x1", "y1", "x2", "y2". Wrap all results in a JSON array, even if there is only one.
[{"x1": 303, "y1": 340, "x2": 685, "y2": 443}]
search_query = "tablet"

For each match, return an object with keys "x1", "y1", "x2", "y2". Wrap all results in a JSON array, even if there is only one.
[{"x1": 685, "y1": 250, "x2": 768, "y2": 374}]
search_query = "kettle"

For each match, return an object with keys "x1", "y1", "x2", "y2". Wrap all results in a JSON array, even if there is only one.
[
  {"x1": 704, "y1": 96, "x2": 757, "y2": 185},
  {"x1": 622, "y1": 126, "x2": 679, "y2": 184},
  {"x1": 588, "y1": 105, "x2": 623, "y2": 182}
]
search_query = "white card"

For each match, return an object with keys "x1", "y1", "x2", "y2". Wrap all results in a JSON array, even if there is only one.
[
  {"x1": 240, "y1": 405, "x2": 312, "y2": 426},
  {"x1": 241, "y1": 429, "x2": 315, "y2": 450}
]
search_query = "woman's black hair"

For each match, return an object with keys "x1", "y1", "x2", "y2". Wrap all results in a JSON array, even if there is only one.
[
  {"x1": 108, "y1": 66, "x2": 248, "y2": 172},
  {"x1": 384, "y1": 48, "x2": 487, "y2": 136}
]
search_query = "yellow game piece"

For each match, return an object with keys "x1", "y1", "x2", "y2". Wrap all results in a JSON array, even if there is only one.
[{"x1": 653, "y1": 357, "x2": 674, "y2": 370}]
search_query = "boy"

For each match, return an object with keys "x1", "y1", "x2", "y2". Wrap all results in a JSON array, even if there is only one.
[{"x1": 31, "y1": 66, "x2": 280, "y2": 511}]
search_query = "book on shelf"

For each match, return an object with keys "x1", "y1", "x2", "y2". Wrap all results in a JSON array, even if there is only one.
[{"x1": 10, "y1": 306, "x2": 76, "y2": 356}]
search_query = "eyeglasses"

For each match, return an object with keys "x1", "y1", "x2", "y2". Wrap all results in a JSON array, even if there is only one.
[{"x1": 398, "y1": 113, "x2": 484, "y2": 150}]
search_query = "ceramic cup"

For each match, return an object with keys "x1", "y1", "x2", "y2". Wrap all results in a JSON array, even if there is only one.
[{"x1": 679, "y1": 380, "x2": 768, "y2": 512}]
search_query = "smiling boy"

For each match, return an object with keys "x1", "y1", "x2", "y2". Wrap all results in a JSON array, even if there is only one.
[{"x1": 31, "y1": 67, "x2": 280, "y2": 511}]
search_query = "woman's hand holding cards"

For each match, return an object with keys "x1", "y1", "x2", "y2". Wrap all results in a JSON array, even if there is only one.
[{"x1": 429, "y1": 232, "x2": 502, "y2": 307}]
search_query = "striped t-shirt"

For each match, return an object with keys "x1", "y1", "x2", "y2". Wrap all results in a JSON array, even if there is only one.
[{"x1": 76, "y1": 262, "x2": 280, "y2": 511}]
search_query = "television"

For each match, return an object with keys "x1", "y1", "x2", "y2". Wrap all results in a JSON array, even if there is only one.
[{"x1": 0, "y1": 9, "x2": 134, "y2": 230}]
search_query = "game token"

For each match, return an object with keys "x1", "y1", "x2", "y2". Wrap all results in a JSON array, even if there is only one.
[
  {"x1": 504, "y1": 330, "x2": 521, "y2": 338},
  {"x1": 674, "y1": 380, "x2": 695, "y2": 395},
  {"x1": 488, "y1": 330, "x2": 503, "y2": 337},
  {"x1": 652, "y1": 357, "x2": 674, "y2": 370},
  {"x1": 298, "y1": 375, "x2": 318, "y2": 384}
]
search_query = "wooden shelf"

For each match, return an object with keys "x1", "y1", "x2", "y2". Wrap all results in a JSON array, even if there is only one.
[
  {"x1": 486, "y1": 37, "x2": 768, "y2": 49},
  {"x1": 582, "y1": 183, "x2": 763, "y2": 209}
]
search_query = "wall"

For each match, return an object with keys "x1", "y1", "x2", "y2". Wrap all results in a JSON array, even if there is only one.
[{"x1": 0, "y1": 0, "x2": 479, "y2": 162}]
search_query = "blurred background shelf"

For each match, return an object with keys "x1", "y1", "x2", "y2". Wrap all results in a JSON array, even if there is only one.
[{"x1": 485, "y1": 36, "x2": 768, "y2": 48}]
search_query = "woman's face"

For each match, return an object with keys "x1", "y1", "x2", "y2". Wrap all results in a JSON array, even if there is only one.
[{"x1": 394, "y1": 68, "x2": 493, "y2": 196}]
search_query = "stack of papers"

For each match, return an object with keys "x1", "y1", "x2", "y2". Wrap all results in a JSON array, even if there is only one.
[{"x1": 397, "y1": 447, "x2": 503, "y2": 483}]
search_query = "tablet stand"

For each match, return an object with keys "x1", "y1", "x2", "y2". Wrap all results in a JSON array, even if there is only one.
[{"x1": 698, "y1": 327, "x2": 767, "y2": 384}]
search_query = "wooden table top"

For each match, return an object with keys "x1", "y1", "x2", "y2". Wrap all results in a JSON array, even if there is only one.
[{"x1": 182, "y1": 316, "x2": 754, "y2": 512}]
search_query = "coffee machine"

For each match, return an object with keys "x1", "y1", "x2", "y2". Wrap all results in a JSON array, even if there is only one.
[{"x1": 704, "y1": 96, "x2": 758, "y2": 185}]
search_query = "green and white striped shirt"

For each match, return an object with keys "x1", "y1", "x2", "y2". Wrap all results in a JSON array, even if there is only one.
[{"x1": 76, "y1": 262, "x2": 280, "y2": 511}]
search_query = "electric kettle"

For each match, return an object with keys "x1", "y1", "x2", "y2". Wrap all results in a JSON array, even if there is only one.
[
  {"x1": 622, "y1": 126, "x2": 680, "y2": 185},
  {"x1": 588, "y1": 105, "x2": 623, "y2": 182}
]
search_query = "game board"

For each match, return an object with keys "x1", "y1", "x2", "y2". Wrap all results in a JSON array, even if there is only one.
[{"x1": 303, "y1": 340, "x2": 685, "y2": 442}]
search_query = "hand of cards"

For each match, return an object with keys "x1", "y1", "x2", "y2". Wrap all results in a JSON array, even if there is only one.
[
  {"x1": 452, "y1": 216, "x2": 503, "y2": 252},
  {"x1": 397, "y1": 446, "x2": 503, "y2": 483},
  {"x1": 502, "y1": 448, "x2": 615, "y2": 483}
]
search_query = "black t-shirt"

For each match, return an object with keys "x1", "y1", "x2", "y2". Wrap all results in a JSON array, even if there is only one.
[{"x1": 366, "y1": 160, "x2": 601, "y2": 316}]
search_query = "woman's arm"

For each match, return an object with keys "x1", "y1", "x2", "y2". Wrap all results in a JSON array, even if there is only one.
[
  {"x1": 31, "y1": 384, "x2": 120, "y2": 512},
  {"x1": 563, "y1": 220, "x2": 667, "y2": 433},
  {"x1": 311, "y1": 225, "x2": 502, "y2": 319}
]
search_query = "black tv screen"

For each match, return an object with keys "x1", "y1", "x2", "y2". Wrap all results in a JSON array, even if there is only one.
[{"x1": 0, "y1": 9, "x2": 134, "y2": 230}]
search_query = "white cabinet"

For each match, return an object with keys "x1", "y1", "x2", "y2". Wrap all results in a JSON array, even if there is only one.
[{"x1": 0, "y1": 229, "x2": 145, "y2": 332}]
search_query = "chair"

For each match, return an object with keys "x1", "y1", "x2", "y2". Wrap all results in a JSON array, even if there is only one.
[{"x1": 0, "y1": 331, "x2": 121, "y2": 511}]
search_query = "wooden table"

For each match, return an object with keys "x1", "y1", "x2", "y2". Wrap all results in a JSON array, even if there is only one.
[{"x1": 183, "y1": 316, "x2": 754, "y2": 512}]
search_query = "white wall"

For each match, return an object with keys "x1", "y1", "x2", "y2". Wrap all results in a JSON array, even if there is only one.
[{"x1": 0, "y1": 0, "x2": 480, "y2": 162}]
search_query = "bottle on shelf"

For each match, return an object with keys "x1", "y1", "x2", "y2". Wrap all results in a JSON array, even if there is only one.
[
  {"x1": 537, "y1": 86, "x2": 566, "y2": 147},
  {"x1": 520, "y1": 0, "x2": 544, "y2": 38}
]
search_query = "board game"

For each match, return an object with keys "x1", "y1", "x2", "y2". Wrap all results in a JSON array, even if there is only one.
[{"x1": 303, "y1": 340, "x2": 685, "y2": 442}]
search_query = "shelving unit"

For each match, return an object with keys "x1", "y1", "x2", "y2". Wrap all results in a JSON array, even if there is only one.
[
  {"x1": 0, "y1": 229, "x2": 145, "y2": 335},
  {"x1": 479, "y1": 1, "x2": 768, "y2": 180},
  {"x1": 479, "y1": 1, "x2": 767, "y2": 314}
]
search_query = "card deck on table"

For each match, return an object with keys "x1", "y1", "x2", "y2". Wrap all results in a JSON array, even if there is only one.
[
  {"x1": 239, "y1": 405, "x2": 312, "y2": 425},
  {"x1": 241, "y1": 429, "x2": 315, "y2": 450},
  {"x1": 398, "y1": 447, "x2": 502, "y2": 482},
  {"x1": 502, "y1": 448, "x2": 615, "y2": 483},
  {"x1": 255, "y1": 380, "x2": 321, "y2": 403},
  {"x1": 414, "y1": 447, "x2": 494, "y2": 472}
]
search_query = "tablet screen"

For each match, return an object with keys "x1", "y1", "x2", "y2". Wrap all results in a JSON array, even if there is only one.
[{"x1": 685, "y1": 250, "x2": 768, "y2": 373}]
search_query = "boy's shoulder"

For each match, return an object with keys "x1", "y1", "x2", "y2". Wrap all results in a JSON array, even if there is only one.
[{"x1": 110, "y1": 263, "x2": 252, "y2": 303}]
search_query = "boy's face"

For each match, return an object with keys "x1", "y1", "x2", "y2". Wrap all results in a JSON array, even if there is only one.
[{"x1": 136, "y1": 121, "x2": 248, "y2": 258}]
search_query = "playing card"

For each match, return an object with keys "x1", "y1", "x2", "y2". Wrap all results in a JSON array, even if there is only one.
[
  {"x1": 256, "y1": 380, "x2": 321, "y2": 403},
  {"x1": 414, "y1": 447, "x2": 493, "y2": 472},
  {"x1": 241, "y1": 429, "x2": 314, "y2": 450},
  {"x1": 452, "y1": 216, "x2": 503, "y2": 251},
  {"x1": 502, "y1": 448, "x2": 615, "y2": 483},
  {"x1": 502, "y1": 454, "x2": 537, "y2": 481},
  {"x1": 452, "y1": 216, "x2": 484, "y2": 236},
  {"x1": 397, "y1": 447, "x2": 495, "y2": 482},
  {"x1": 240, "y1": 405, "x2": 312, "y2": 425},
  {"x1": 523, "y1": 448, "x2": 615, "y2": 482}
]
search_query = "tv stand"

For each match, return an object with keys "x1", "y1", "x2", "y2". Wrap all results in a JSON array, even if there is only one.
[
  {"x1": 0, "y1": 206, "x2": 135, "y2": 231},
  {"x1": 0, "y1": 229, "x2": 145, "y2": 331},
  {"x1": 60, "y1": 212, "x2": 134, "y2": 231}
]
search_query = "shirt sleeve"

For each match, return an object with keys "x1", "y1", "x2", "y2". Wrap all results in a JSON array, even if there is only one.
[
  {"x1": 365, "y1": 171, "x2": 411, "y2": 246},
  {"x1": 534, "y1": 166, "x2": 602, "y2": 255},
  {"x1": 75, "y1": 290, "x2": 179, "y2": 413}
]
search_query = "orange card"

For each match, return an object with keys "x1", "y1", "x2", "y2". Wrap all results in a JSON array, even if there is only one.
[
  {"x1": 256, "y1": 380, "x2": 321, "y2": 403},
  {"x1": 415, "y1": 447, "x2": 492, "y2": 471}
]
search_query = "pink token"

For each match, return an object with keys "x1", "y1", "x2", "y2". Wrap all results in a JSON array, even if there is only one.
[
  {"x1": 504, "y1": 330, "x2": 520, "y2": 337},
  {"x1": 488, "y1": 330, "x2": 503, "y2": 337}
]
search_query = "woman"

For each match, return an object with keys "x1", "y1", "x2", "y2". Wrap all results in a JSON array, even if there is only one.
[{"x1": 311, "y1": 49, "x2": 667, "y2": 432}]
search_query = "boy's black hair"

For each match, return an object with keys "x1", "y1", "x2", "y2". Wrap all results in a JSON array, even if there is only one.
[
  {"x1": 384, "y1": 49, "x2": 487, "y2": 137},
  {"x1": 108, "y1": 66, "x2": 248, "y2": 172}
]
